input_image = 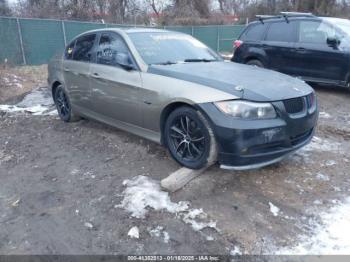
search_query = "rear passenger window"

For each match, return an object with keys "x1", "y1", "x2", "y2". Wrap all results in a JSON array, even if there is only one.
[
  {"x1": 266, "y1": 22, "x2": 296, "y2": 42},
  {"x1": 241, "y1": 24, "x2": 267, "y2": 41},
  {"x1": 73, "y1": 34, "x2": 96, "y2": 62}
]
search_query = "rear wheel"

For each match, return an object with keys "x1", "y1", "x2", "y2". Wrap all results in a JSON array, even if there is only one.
[
  {"x1": 54, "y1": 85, "x2": 80, "y2": 122},
  {"x1": 246, "y1": 59, "x2": 264, "y2": 68},
  {"x1": 164, "y1": 106, "x2": 217, "y2": 169}
]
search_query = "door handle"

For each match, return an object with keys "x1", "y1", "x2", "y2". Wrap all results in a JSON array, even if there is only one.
[
  {"x1": 297, "y1": 47, "x2": 307, "y2": 53},
  {"x1": 91, "y1": 73, "x2": 101, "y2": 79},
  {"x1": 63, "y1": 67, "x2": 70, "y2": 72}
]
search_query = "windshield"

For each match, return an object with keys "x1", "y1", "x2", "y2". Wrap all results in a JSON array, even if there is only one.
[
  {"x1": 323, "y1": 17, "x2": 350, "y2": 36},
  {"x1": 127, "y1": 32, "x2": 221, "y2": 65}
]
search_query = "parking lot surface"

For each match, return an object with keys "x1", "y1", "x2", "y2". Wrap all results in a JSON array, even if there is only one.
[{"x1": 0, "y1": 66, "x2": 350, "y2": 255}]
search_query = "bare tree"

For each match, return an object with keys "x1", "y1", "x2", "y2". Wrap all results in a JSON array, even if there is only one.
[
  {"x1": 0, "y1": 0, "x2": 12, "y2": 16},
  {"x1": 7, "y1": 0, "x2": 350, "y2": 25}
]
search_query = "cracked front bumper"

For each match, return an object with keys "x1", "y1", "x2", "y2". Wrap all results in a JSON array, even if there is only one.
[{"x1": 198, "y1": 100, "x2": 318, "y2": 170}]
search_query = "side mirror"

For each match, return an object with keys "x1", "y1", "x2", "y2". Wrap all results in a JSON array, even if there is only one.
[
  {"x1": 115, "y1": 53, "x2": 135, "y2": 70},
  {"x1": 327, "y1": 37, "x2": 340, "y2": 48}
]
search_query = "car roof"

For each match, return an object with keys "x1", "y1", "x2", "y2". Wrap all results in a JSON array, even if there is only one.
[
  {"x1": 250, "y1": 16, "x2": 322, "y2": 25},
  {"x1": 76, "y1": 27, "x2": 171, "y2": 36}
]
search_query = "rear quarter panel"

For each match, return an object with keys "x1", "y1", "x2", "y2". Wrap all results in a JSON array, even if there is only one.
[{"x1": 48, "y1": 52, "x2": 64, "y2": 93}]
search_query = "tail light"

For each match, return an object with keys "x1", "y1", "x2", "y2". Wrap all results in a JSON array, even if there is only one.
[{"x1": 233, "y1": 40, "x2": 243, "y2": 49}]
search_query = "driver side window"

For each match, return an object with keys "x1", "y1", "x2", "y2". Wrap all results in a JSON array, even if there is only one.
[{"x1": 97, "y1": 33, "x2": 130, "y2": 67}]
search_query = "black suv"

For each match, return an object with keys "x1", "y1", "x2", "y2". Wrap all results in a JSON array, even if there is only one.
[{"x1": 232, "y1": 12, "x2": 350, "y2": 88}]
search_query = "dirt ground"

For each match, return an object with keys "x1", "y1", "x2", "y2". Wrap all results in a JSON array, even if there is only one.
[{"x1": 0, "y1": 65, "x2": 350, "y2": 255}]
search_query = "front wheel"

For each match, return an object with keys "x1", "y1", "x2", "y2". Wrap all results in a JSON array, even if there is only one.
[{"x1": 164, "y1": 106, "x2": 217, "y2": 169}]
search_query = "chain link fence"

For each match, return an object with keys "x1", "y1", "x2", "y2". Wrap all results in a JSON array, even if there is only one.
[{"x1": 0, "y1": 16, "x2": 244, "y2": 65}]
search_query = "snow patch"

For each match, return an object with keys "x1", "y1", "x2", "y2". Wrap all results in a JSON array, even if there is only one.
[
  {"x1": 304, "y1": 136, "x2": 340, "y2": 153},
  {"x1": 269, "y1": 202, "x2": 280, "y2": 217},
  {"x1": 116, "y1": 176, "x2": 188, "y2": 219},
  {"x1": 128, "y1": 226, "x2": 139, "y2": 239},
  {"x1": 316, "y1": 173, "x2": 330, "y2": 182},
  {"x1": 313, "y1": 200, "x2": 322, "y2": 205},
  {"x1": 277, "y1": 197, "x2": 350, "y2": 255},
  {"x1": 0, "y1": 88, "x2": 56, "y2": 116},
  {"x1": 84, "y1": 222, "x2": 93, "y2": 229},
  {"x1": 163, "y1": 231, "x2": 170, "y2": 243},
  {"x1": 293, "y1": 136, "x2": 341, "y2": 162},
  {"x1": 148, "y1": 226, "x2": 163, "y2": 237},
  {"x1": 230, "y1": 246, "x2": 242, "y2": 255},
  {"x1": 206, "y1": 235, "x2": 214, "y2": 241},
  {"x1": 182, "y1": 208, "x2": 217, "y2": 231},
  {"x1": 319, "y1": 112, "x2": 331, "y2": 119},
  {"x1": 117, "y1": 176, "x2": 218, "y2": 233},
  {"x1": 148, "y1": 226, "x2": 170, "y2": 243},
  {"x1": 325, "y1": 160, "x2": 336, "y2": 166}
]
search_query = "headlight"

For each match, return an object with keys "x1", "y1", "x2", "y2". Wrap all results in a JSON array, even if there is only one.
[{"x1": 214, "y1": 100, "x2": 277, "y2": 119}]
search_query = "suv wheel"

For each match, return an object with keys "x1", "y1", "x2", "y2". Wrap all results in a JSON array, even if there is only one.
[
  {"x1": 164, "y1": 106, "x2": 217, "y2": 169},
  {"x1": 54, "y1": 85, "x2": 80, "y2": 122},
  {"x1": 246, "y1": 59, "x2": 264, "y2": 68}
]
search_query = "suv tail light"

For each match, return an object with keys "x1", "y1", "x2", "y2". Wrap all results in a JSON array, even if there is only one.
[{"x1": 233, "y1": 40, "x2": 243, "y2": 49}]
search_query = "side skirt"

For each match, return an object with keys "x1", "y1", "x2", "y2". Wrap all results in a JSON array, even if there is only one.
[{"x1": 73, "y1": 105, "x2": 162, "y2": 144}]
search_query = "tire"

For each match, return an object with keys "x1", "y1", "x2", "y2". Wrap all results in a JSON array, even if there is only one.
[
  {"x1": 54, "y1": 85, "x2": 80, "y2": 122},
  {"x1": 246, "y1": 59, "x2": 264, "y2": 68},
  {"x1": 164, "y1": 106, "x2": 218, "y2": 169}
]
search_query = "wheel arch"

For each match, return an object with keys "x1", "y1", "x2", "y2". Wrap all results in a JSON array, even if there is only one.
[
  {"x1": 159, "y1": 101, "x2": 197, "y2": 145},
  {"x1": 244, "y1": 48, "x2": 267, "y2": 66},
  {"x1": 51, "y1": 81, "x2": 62, "y2": 100},
  {"x1": 245, "y1": 56, "x2": 264, "y2": 65},
  {"x1": 159, "y1": 100, "x2": 218, "y2": 146}
]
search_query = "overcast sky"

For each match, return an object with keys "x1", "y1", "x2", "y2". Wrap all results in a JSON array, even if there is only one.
[{"x1": 7, "y1": 0, "x2": 17, "y2": 5}]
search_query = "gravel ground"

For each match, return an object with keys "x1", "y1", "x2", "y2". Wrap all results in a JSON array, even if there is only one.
[{"x1": 0, "y1": 66, "x2": 350, "y2": 255}]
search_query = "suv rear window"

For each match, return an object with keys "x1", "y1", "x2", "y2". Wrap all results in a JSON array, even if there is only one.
[
  {"x1": 241, "y1": 23, "x2": 267, "y2": 41},
  {"x1": 265, "y1": 22, "x2": 296, "y2": 42}
]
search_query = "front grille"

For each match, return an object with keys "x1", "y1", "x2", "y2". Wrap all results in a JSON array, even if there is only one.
[{"x1": 283, "y1": 97, "x2": 304, "y2": 114}]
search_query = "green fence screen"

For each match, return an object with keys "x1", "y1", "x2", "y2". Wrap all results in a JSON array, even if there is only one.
[{"x1": 0, "y1": 16, "x2": 244, "y2": 65}]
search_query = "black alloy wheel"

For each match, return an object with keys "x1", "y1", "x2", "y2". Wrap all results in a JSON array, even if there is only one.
[
  {"x1": 54, "y1": 85, "x2": 76, "y2": 122},
  {"x1": 165, "y1": 106, "x2": 214, "y2": 169}
]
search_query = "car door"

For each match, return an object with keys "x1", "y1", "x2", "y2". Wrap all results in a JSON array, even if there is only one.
[
  {"x1": 294, "y1": 20, "x2": 348, "y2": 82},
  {"x1": 262, "y1": 21, "x2": 298, "y2": 75},
  {"x1": 89, "y1": 32, "x2": 142, "y2": 126},
  {"x1": 62, "y1": 34, "x2": 96, "y2": 109}
]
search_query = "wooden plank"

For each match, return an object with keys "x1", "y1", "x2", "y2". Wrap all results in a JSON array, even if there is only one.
[{"x1": 161, "y1": 166, "x2": 209, "y2": 193}]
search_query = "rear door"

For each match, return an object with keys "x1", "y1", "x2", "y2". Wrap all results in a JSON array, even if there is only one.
[
  {"x1": 89, "y1": 32, "x2": 142, "y2": 126},
  {"x1": 294, "y1": 20, "x2": 348, "y2": 82},
  {"x1": 262, "y1": 21, "x2": 298, "y2": 75},
  {"x1": 63, "y1": 34, "x2": 96, "y2": 109}
]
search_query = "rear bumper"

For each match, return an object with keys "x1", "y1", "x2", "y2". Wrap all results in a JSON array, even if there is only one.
[{"x1": 198, "y1": 100, "x2": 318, "y2": 170}]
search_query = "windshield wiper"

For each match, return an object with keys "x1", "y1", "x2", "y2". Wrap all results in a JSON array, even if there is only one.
[
  {"x1": 153, "y1": 61, "x2": 178, "y2": 65},
  {"x1": 183, "y1": 58, "x2": 217, "y2": 63}
]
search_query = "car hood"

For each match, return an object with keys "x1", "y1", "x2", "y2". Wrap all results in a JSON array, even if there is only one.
[{"x1": 148, "y1": 61, "x2": 313, "y2": 101}]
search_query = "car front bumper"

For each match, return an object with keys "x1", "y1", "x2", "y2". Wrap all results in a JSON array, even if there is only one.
[{"x1": 198, "y1": 99, "x2": 318, "y2": 170}]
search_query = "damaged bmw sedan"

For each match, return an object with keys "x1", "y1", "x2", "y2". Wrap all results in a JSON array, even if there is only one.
[{"x1": 48, "y1": 28, "x2": 318, "y2": 170}]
